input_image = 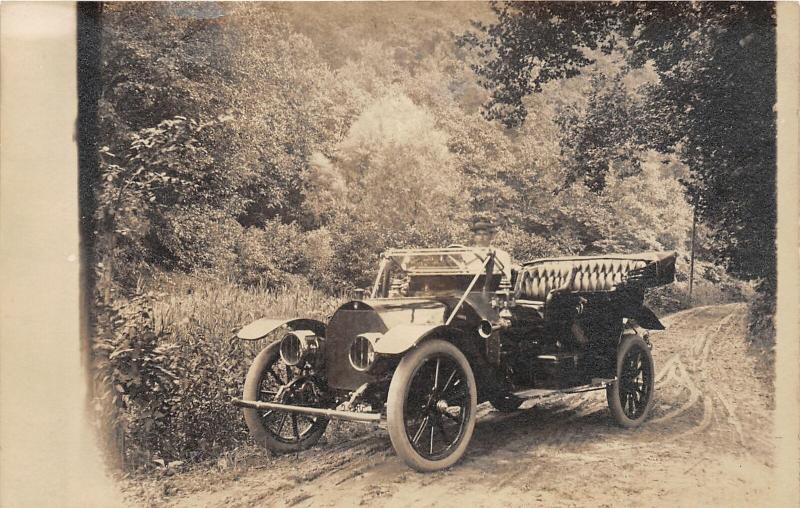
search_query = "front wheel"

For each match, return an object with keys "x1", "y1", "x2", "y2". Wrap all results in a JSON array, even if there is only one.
[
  {"x1": 242, "y1": 342, "x2": 329, "y2": 453},
  {"x1": 607, "y1": 334, "x2": 655, "y2": 428},
  {"x1": 386, "y1": 339, "x2": 477, "y2": 472}
]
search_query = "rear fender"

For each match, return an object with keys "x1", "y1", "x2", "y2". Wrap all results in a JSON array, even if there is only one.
[
  {"x1": 237, "y1": 317, "x2": 326, "y2": 341},
  {"x1": 624, "y1": 305, "x2": 665, "y2": 330}
]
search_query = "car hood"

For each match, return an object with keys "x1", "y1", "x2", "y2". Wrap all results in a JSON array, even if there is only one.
[
  {"x1": 356, "y1": 297, "x2": 449, "y2": 328},
  {"x1": 324, "y1": 298, "x2": 447, "y2": 390}
]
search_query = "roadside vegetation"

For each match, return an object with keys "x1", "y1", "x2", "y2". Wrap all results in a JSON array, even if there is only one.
[
  {"x1": 93, "y1": 273, "x2": 345, "y2": 470},
  {"x1": 91, "y1": 3, "x2": 775, "y2": 474}
]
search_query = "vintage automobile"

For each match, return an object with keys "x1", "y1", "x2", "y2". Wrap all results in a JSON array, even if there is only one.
[{"x1": 232, "y1": 247, "x2": 676, "y2": 471}]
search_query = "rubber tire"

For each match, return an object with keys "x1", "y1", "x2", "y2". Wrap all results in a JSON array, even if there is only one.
[
  {"x1": 489, "y1": 393, "x2": 524, "y2": 412},
  {"x1": 242, "y1": 342, "x2": 328, "y2": 453},
  {"x1": 386, "y1": 339, "x2": 478, "y2": 472},
  {"x1": 607, "y1": 334, "x2": 655, "y2": 428}
]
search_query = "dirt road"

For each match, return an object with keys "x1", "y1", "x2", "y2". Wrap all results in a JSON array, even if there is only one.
[{"x1": 133, "y1": 304, "x2": 775, "y2": 507}]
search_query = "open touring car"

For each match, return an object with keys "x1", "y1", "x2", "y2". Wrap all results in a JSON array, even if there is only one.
[{"x1": 232, "y1": 247, "x2": 677, "y2": 471}]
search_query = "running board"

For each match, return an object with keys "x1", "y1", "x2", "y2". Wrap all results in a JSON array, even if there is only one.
[
  {"x1": 511, "y1": 378, "x2": 616, "y2": 402},
  {"x1": 233, "y1": 378, "x2": 616, "y2": 423},
  {"x1": 231, "y1": 398, "x2": 382, "y2": 423}
]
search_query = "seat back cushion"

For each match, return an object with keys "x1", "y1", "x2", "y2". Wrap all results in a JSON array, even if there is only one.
[{"x1": 515, "y1": 257, "x2": 648, "y2": 301}]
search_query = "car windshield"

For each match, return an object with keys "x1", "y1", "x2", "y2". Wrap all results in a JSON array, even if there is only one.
[
  {"x1": 371, "y1": 247, "x2": 506, "y2": 298},
  {"x1": 382, "y1": 247, "x2": 504, "y2": 275}
]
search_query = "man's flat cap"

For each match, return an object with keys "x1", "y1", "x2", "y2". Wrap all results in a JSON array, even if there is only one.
[{"x1": 471, "y1": 220, "x2": 494, "y2": 231}]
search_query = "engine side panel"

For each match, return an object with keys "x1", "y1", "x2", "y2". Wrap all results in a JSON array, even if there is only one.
[{"x1": 324, "y1": 307, "x2": 386, "y2": 390}]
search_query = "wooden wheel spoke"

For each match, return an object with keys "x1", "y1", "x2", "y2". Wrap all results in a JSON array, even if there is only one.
[
  {"x1": 291, "y1": 414, "x2": 300, "y2": 440},
  {"x1": 412, "y1": 416, "x2": 430, "y2": 445},
  {"x1": 440, "y1": 369, "x2": 458, "y2": 395},
  {"x1": 275, "y1": 412, "x2": 289, "y2": 435}
]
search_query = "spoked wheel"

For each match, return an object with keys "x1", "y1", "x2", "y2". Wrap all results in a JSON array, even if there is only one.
[
  {"x1": 607, "y1": 334, "x2": 655, "y2": 428},
  {"x1": 387, "y1": 339, "x2": 477, "y2": 472},
  {"x1": 242, "y1": 342, "x2": 329, "y2": 453}
]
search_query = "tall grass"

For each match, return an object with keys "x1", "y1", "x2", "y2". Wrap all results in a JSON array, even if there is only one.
[
  {"x1": 96, "y1": 272, "x2": 346, "y2": 470},
  {"x1": 150, "y1": 272, "x2": 344, "y2": 342}
]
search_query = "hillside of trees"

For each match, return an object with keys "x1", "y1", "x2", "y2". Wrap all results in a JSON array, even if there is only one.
[
  {"x1": 91, "y1": 2, "x2": 774, "y2": 470},
  {"x1": 95, "y1": 2, "x2": 730, "y2": 291}
]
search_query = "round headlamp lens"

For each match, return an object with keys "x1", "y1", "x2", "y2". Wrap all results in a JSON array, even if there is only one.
[
  {"x1": 349, "y1": 335, "x2": 375, "y2": 372},
  {"x1": 279, "y1": 332, "x2": 303, "y2": 366}
]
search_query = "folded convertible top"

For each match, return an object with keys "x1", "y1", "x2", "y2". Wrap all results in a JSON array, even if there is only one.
[
  {"x1": 516, "y1": 251, "x2": 677, "y2": 298},
  {"x1": 522, "y1": 251, "x2": 677, "y2": 267}
]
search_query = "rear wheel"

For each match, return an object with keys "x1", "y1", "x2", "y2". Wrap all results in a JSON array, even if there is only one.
[
  {"x1": 607, "y1": 334, "x2": 655, "y2": 428},
  {"x1": 242, "y1": 342, "x2": 329, "y2": 453},
  {"x1": 386, "y1": 340, "x2": 477, "y2": 472}
]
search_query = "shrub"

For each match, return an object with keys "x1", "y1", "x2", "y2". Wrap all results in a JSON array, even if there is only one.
[
  {"x1": 233, "y1": 220, "x2": 313, "y2": 289},
  {"x1": 93, "y1": 290, "x2": 184, "y2": 469},
  {"x1": 303, "y1": 226, "x2": 335, "y2": 276},
  {"x1": 645, "y1": 278, "x2": 749, "y2": 316},
  {"x1": 156, "y1": 206, "x2": 241, "y2": 272},
  {"x1": 495, "y1": 224, "x2": 582, "y2": 262},
  {"x1": 155, "y1": 215, "x2": 318, "y2": 290},
  {"x1": 93, "y1": 274, "x2": 343, "y2": 471}
]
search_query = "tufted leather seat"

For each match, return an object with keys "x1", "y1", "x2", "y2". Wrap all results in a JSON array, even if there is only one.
[{"x1": 514, "y1": 252, "x2": 676, "y2": 302}]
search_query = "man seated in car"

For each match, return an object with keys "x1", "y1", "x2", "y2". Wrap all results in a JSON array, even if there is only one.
[{"x1": 470, "y1": 218, "x2": 514, "y2": 287}]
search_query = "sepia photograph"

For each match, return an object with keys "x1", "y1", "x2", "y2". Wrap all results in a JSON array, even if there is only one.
[{"x1": 1, "y1": 1, "x2": 798, "y2": 507}]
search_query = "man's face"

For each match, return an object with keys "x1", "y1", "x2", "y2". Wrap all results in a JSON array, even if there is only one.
[{"x1": 473, "y1": 229, "x2": 492, "y2": 247}]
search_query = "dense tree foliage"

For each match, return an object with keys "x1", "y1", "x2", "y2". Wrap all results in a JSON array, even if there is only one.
[
  {"x1": 97, "y1": 4, "x2": 353, "y2": 286},
  {"x1": 95, "y1": 2, "x2": 759, "y2": 294},
  {"x1": 555, "y1": 72, "x2": 646, "y2": 192},
  {"x1": 465, "y1": 1, "x2": 776, "y2": 288},
  {"x1": 632, "y1": 3, "x2": 777, "y2": 288}
]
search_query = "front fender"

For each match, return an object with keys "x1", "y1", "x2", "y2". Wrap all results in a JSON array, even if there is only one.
[
  {"x1": 373, "y1": 323, "x2": 453, "y2": 355},
  {"x1": 237, "y1": 317, "x2": 326, "y2": 340}
]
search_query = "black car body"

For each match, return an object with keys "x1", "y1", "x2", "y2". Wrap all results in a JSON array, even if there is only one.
[{"x1": 233, "y1": 247, "x2": 677, "y2": 471}]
